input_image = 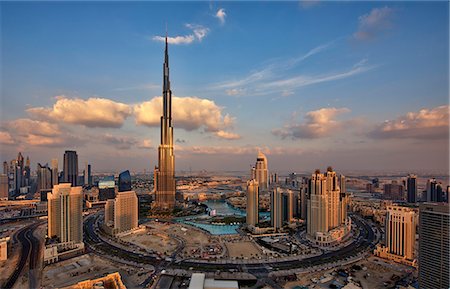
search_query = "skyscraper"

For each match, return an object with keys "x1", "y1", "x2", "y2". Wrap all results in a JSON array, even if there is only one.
[
  {"x1": 406, "y1": 174, "x2": 417, "y2": 203},
  {"x1": 426, "y1": 178, "x2": 443, "y2": 202},
  {"x1": 51, "y1": 158, "x2": 59, "y2": 186},
  {"x1": 270, "y1": 187, "x2": 283, "y2": 231},
  {"x1": 246, "y1": 179, "x2": 259, "y2": 227},
  {"x1": 37, "y1": 163, "x2": 52, "y2": 200},
  {"x1": 419, "y1": 203, "x2": 449, "y2": 289},
  {"x1": 0, "y1": 174, "x2": 8, "y2": 200},
  {"x1": 251, "y1": 151, "x2": 268, "y2": 191},
  {"x1": 84, "y1": 162, "x2": 89, "y2": 186},
  {"x1": 63, "y1": 150, "x2": 78, "y2": 186},
  {"x1": 374, "y1": 205, "x2": 417, "y2": 266},
  {"x1": 3, "y1": 161, "x2": 8, "y2": 175},
  {"x1": 153, "y1": 35, "x2": 176, "y2": 210},
  {"x1": 119, "y1": 170, "x2": 132, "y2": 192},
  {"x1": 47, "y1": 183, "x2": 83, "y2": 243},
  {"x1": 307, "y1": 168, "x2": 350, "y2": 246},
  {"x1": 383, "y1": 181, "x2": 404, "y2": 201},
  {"x1": 282, "y1": 190, "x2": 294, "y2": 223},
  {"x1": 24, "y1": 156, "x2": 30, "y2": 186},
  {"x1": 105, "y1": 191, "x2": 138, "y2": 235}
]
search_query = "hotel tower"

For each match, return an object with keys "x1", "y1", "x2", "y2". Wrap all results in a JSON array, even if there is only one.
[{"x1": 153, "y1": 35, "x2": 176, "y2": 209}]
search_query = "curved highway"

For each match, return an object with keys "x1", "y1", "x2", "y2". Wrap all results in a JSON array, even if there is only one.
[
  {"x1": 84, "y1": 213, "x2": 377, "y2": 279},
  {"x1": 2, "y1": 222, "x2": 42, "y2": 289}
]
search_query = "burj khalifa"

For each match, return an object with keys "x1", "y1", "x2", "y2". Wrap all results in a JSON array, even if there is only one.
[{"x1": 153, "y1": 35, "x2": 176, "y2": 209}]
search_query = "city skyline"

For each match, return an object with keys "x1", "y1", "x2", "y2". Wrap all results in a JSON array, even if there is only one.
[{"x1": 1, "y1": 1, "x2": 449, "y2": 173}]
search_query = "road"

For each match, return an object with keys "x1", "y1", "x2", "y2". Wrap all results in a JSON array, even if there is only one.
[
  {"x1": 84, "y1": 212, "x2": 378, "y2": 287},
  {"x1": 2, "y1": 222, "x2": 42, "y2": 289}
]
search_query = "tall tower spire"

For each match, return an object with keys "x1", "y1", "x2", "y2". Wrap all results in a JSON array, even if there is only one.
[{"x1": 154, "y1": 30, "x2": 176, "y2": 210}]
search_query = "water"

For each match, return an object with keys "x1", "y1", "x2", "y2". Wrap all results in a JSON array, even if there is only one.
[
  {"x1": 184, "y1": 221, "x2": 240, "y2": 235},
  {"x1": 201, "y1": 200, "x2": 245, "y2": 216},
  {"x1": 177, "y1": 200, "x2": 270, "y2": 235}
]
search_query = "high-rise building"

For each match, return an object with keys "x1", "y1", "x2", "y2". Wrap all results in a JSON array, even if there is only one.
[
  {"x1": 118, "y1": 170, "x2": 132, "y2": 192},
  {"x1": 282, "y1": 190, "x2": 294, "y2": 223},
  {"x1": 87, "y1": 164, "x2": 92, "y2": 186},
  {"x1": 251, "y1": 151, "x2": 268, "y2": 191},
  {"x1": 51, "y1": 158, "x2": 59, "y2": 186},
  {"x1": 83, "y1": 162, "x2": 89, "y2": 186},
  {"x1": 270, "y1": 187, "x2": 283, "y2": 231},
  {"x1": 63, "y1": 150, "x2": 78, "y2": 186},
  {"x1": 0, "y1": 174, "x2": 8, "y2": 200},
  {"x1": 24, "y1": 156, "x2": 30, "y2": 186},
  {"x1": 419, "y1": 203, "x2": 449, "y2": 289},
  {"x1": 3, "y1": 161, "x2": 8, "y2": 175},
  {"x1": 383, "y1": 181, "x2": 404, "y2": 201},
  {"x1": 98, "y1": 176, "x2": 116, "y2": 201},
  {"x1": 426, "y1": 178, "x2": 443, "y2": 202},
  {"x1": 47, "y1": 183, "x2": 83, "y2": 243},
  {"x1": 246, "y1": 179, "x2": 259, "y2": 227},
  {"x1": 308, "y1": 170, "x2": 328, "y2": 235},
  {"x1": 105, "y1": 191, "x2": 138, "y2": 235},
  {"x1": 153, "y1": 35, "x2": 176, "y2": 210},
  {"x1": 406, "y1": 174, "x2": 417, "y2": 203},
  {"x1": 37, "y1": 163, "x2": 52, "y2": 201},
  {"x1": 307, "y1": 168, "x2": 350, "y2": 246},
  {"x1": 374, "y1": 205, "x2": 417, "y2": 266}
]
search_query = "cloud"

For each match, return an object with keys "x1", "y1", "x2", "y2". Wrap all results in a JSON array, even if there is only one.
[
  {"x1": 112, "y1": 83, "x2": 159, "y2": 92},
  {"x1": 2, "y1": 118, "x2": 84, "y2": 147},
  {"x1": 176, "y1": 145, "x2": 305, "y2": 156},
  {"x1": 134, "y1": 96, "x2": 239, "y2": 139},
  {"x1": 214, "y1": 130, "x2": 241, "y2": 140},
  {"x1": 299, "y1": 0, "x2": 320, "y2": 9},
  {"x1": 370, "y1": 105, "x2": 449, "y2": 139},
  {"x1": 176, "y1": 138, "x2": 186, "y2": 144},
  {"x1": 8, "y1": 118, "x2": 61, "y2": 137},
  {"x1": 152, "y1": 24, "x2": 209, "y2": 45},
  {"x1": 138, "y1": 139, "x2": 153, "y2": 149},
  {"x1": 354, "y1": 7, "x2": 394, "y2": 40},
  {"x1": 0, "y1": 131, "x2": 14, "y2": 145},
  {"x1": 211, "y1": 42, "x2": 373, "y2": 97},
  {"x1": 215, "y1": 8, "x2": 227, "y2": 24},
  {"x1": 225, "y1": 88, "x2": 245, "y2": 96},
  {"x1": 101, "y1": 133, "x2": 138, "y2": 150},
  {"x1": 27, "y1": 96, "x2": 132, "y2": 128},
  {"x1": 272, "y1": 107, "x2": 351, "y2": 139}
]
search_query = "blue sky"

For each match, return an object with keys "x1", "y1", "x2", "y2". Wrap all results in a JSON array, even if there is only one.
[{"x1": 1, "y1": 1, "x2": 448, "y2": 174}]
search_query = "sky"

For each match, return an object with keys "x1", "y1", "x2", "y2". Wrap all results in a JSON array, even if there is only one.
[{"x1": 0, "y1": 1, "x2": 449, "y2": 174}]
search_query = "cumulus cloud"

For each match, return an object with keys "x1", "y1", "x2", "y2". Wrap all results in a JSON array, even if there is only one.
[
  {"x1": 152, "y1": 24, "x2": 209, "y2": 45},
  {"x1": 2, "y1": 119, "x2": 84, "y2": 147},
  {"x1": 27, "y1": 96, "x2": 132, "y2": 128},
  {"x1": 0, "y1": 131, "x2": 14, "y2": 145},
  {"x1": 272, "y1": 107, "x2": 351, "y2": 139},
  {"x1": 354, "y1": 7, "x2": 394, "y2": 40},
  {"x1": 370, "y1": 105, "x2": 449, "y2": 139},
  {"x1": 215, "y1": 8, "x2": 227, "y2": 24},
  {"x1": 134, "y1": 96, "x2": 239, "y2": 139},
  {"x1": 8, "y1": 118, "x2": 61, "y2": 137}
]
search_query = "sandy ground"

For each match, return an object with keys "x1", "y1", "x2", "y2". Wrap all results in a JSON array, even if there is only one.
[
  {"x1": 284, "y1": 256, "x2": 416, "y2": 289},
  {"x1": 226, "y1": 241, "x2": 262, "y2": 259},
  {"x1": 0, "y1": 245, "x2": 20, "y2": 285},
  {"x1": 42, "y1": 253, "x2": 152, "y2": 288},
  {"x1": 142, "y1": 221, "x2": 225, "y2": 259},
  {"x1": 122, "y1": 230, "x2": 179, "y2": 255}
]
